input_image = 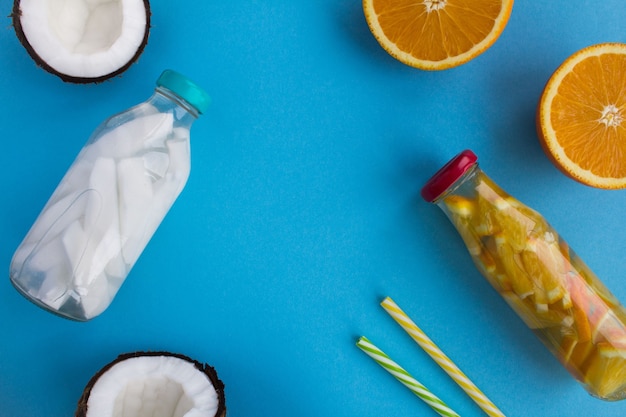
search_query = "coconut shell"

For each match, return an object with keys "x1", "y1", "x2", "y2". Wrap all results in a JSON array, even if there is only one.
[
  {"x1": 11, "y1": 0, "x2": 151, "y2": 84},
  {"x1": 75, "y1": 351, "x2": 226, "y2": 417}
]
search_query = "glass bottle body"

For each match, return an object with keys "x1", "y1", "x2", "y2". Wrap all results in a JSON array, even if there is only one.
[
  {"x1": 427, "y1": 152, "x2": 626, "y2": 401},
  {"x1": 10, "y1": 87, "x2": 196, "y2": 321}
]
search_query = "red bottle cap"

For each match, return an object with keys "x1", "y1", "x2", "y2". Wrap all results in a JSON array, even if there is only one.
[{"x1": 421, "y1": 150, "x2": 478, "y2": 202}]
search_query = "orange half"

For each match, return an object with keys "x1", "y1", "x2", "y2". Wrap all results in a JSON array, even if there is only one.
[
  {"x1": 537, "y1": 43, "x2": 626, "y2": 189},
  {"x1": 362, "y1": 0, "x2": 514, "y2": 70}
]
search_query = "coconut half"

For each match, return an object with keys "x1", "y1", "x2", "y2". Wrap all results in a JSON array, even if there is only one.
[
  {"x1": 76, "y1": 352, "x2": 226, "y2": 417},
  {"x1": 12, "y1": 0, "x2": 150, "y2": 83}
]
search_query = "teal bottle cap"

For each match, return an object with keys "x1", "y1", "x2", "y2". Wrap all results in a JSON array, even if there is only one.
[{"x1": 156, "y1": 70, "x2": 211, "y2": 114}]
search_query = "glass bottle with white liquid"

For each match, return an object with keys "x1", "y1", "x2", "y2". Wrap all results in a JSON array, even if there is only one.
[{"x1": 10, "y1": 70, "x2": 210, "y2": 321}]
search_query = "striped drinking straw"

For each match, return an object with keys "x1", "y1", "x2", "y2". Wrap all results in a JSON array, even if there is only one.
[
  {"x1": 356, "y1": 336, "x2": 460, "y2": 417},
  {"x1": 381, "y1": 297, "x2": 506, "y2": 417}
]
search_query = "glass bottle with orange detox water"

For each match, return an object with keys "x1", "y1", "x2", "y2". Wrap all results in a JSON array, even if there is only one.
[{"x1": 421, "y1": 149, "x2": 626, "y2": 401}]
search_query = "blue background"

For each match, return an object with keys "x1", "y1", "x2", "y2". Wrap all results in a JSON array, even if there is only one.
[{"x1": 2, "y1": 1, "x2": 626, "y2": 416}]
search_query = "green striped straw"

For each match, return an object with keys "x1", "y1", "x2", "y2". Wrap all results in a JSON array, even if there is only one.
[{"x1": 356, "y1": 336, "x2": 460, "y2": 417}]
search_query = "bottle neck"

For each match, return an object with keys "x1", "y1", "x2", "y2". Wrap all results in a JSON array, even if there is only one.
[
  {"x1": 421, "y1": 150, "x2": 479, "y2": 203},
  {"x1": 152, "y1": 86, "x2": 200, "y2": 124},
  {"x1": 433, "y1": 163, "x2": 480, "y2": 205}
]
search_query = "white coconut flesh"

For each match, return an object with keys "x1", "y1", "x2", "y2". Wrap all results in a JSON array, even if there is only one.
[
  {"x1": 17, "y1": 0, "x2": 148, "y2": 80},
  {"x1": 85, "y1": 356, "x2": 220, "y2": 417}
]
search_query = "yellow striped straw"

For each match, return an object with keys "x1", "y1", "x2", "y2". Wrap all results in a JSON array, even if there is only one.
[{"x1": 381, "y1": 297, "x2": 506, "y2": 417}]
